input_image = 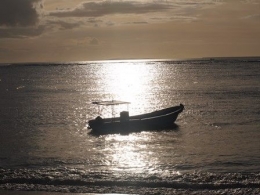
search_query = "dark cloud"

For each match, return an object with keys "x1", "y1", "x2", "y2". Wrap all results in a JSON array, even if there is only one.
[
  {"x1": 0, "y1": 47, "x2": 11, "y2": 53},
  {"x1": 47, "y1": 20, "x2": 83, "y2": 30},
  {"x1": 0, "y1": 26, "x2": 45, "y2": 38},
  {"x1": 0, "y1": 0, "x2": 40, "y2": 27},
  {"x1": 50, "y1": 1, "x2": 169, "y2": 18}
]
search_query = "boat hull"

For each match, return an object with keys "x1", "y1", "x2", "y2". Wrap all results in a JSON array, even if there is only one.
[{"x1": 88, "y1": 104, "x2": 184, "y2": 135}]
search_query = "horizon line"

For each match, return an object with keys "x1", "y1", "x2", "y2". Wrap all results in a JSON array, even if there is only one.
[{"x1": 1, "y1": 56, "x2": 260, "y2": 65}]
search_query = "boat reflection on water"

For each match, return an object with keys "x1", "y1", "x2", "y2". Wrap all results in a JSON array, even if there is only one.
[{"x1": 88, "y1": 100, "x2": 184, "y2": 135}]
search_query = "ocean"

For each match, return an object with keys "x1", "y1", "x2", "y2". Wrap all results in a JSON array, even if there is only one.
[{"x1": 0, "y1": 58, "x2": 259, "y2": 194}]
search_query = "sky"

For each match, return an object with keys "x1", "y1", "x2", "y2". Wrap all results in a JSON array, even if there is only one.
[{"x1": 0, "y1": 0, "x2": 259, "y2": 63}]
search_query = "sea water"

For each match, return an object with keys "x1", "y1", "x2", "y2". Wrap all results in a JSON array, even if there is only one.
[{"x1": 0, "y1": 58, "x2": 259, "y2": 194}]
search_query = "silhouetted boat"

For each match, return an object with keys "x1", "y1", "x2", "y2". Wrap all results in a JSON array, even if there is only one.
[{"x1": 88, "y1": 100, "x2": 184, "y2": 134}]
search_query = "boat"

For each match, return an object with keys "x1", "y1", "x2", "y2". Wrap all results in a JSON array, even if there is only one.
[{"x1": 88, "y1": 100, "x2": 184, "y2": 134}]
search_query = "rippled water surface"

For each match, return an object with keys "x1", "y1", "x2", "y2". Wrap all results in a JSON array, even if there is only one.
[{"x1": 0, "y1": 59, "x2": 260, "y2": 194}]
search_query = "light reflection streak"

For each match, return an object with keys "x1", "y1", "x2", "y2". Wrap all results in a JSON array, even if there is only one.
[
  {"x1": 90, "y1": 60, "x2": 181, "y2": 175},
  {"x1": 92, "y1": 61, "x2": 160, "y2": 174},
  {"x1": 104, "y1": 134, "x2": 155, "y2": 173},
  {"x1": 99, "y1": 61, "x2": 155, "y2": 116}
]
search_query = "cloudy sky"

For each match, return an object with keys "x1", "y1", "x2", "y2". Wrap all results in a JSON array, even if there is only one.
[{"x1": 0, "y1": 0, "x2": 259, "y2": 63}]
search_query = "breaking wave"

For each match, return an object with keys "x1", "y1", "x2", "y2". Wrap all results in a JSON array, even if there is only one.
[{"x1": 1, "y1": 168, "x2": 260, "y2": 193}]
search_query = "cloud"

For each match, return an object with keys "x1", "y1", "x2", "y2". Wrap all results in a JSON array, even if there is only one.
[
  {"x1": 242, "y1": 14, "x2": 260, "y2": 20},
  {"x1": 0, "y1": 26, "x2": 45, "y2": 38},
  {"x1": 89, "y1": 37, "x2": 99, "y2": 45},
  {"x1": 49, "y1": 1, "x2": 169, "y2": 18},
  {"x1": 47, "y1": 20, "x2": 83, "y2": 30},
  {"x1": 0, "y1": 0, "x2": 41, "y2": 27},
  {"x1": 46, "y1": 0, "x2": 224, "y2": 26},
  {"x1": 0, "y1": 47, "x2": 11, "y2": 53}
]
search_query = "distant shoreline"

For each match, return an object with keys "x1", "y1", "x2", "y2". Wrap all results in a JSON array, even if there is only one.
[{"x1": 0, "y1": 56, "x2": 259, "y2": 66}]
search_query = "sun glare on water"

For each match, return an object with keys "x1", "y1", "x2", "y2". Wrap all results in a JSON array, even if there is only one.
[
  {"x1": 98, "y1": 61, "x2": 156, "y2": 115},
  {"x1": 91, "y1": 61, "x2": 160, "y2": 173},
  {"x1": 104, "y1": 134, "x2": 156, "y2": 173}
]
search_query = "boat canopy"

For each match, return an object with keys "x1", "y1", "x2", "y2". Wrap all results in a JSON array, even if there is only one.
[{"x1": 92, "y1": 100, "x2": 130, "y2": 106}]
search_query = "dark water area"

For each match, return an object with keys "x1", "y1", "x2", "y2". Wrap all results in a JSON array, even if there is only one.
[{"x1": 0, "y1": 58, "x2": 260, "y2": 194}]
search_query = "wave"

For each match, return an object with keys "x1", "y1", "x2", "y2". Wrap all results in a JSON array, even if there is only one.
[
  {"x1": 1, "y1": 177, "x2": 260, "y2": 190},
  {"x1": 1, "y1": 169, "x2": 260, "y2": 191}
]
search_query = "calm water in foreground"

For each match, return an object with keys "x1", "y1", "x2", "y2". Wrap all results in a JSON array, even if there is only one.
[{"x1": 0, "y1": 58, "x2": 260, "y2": 194}]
